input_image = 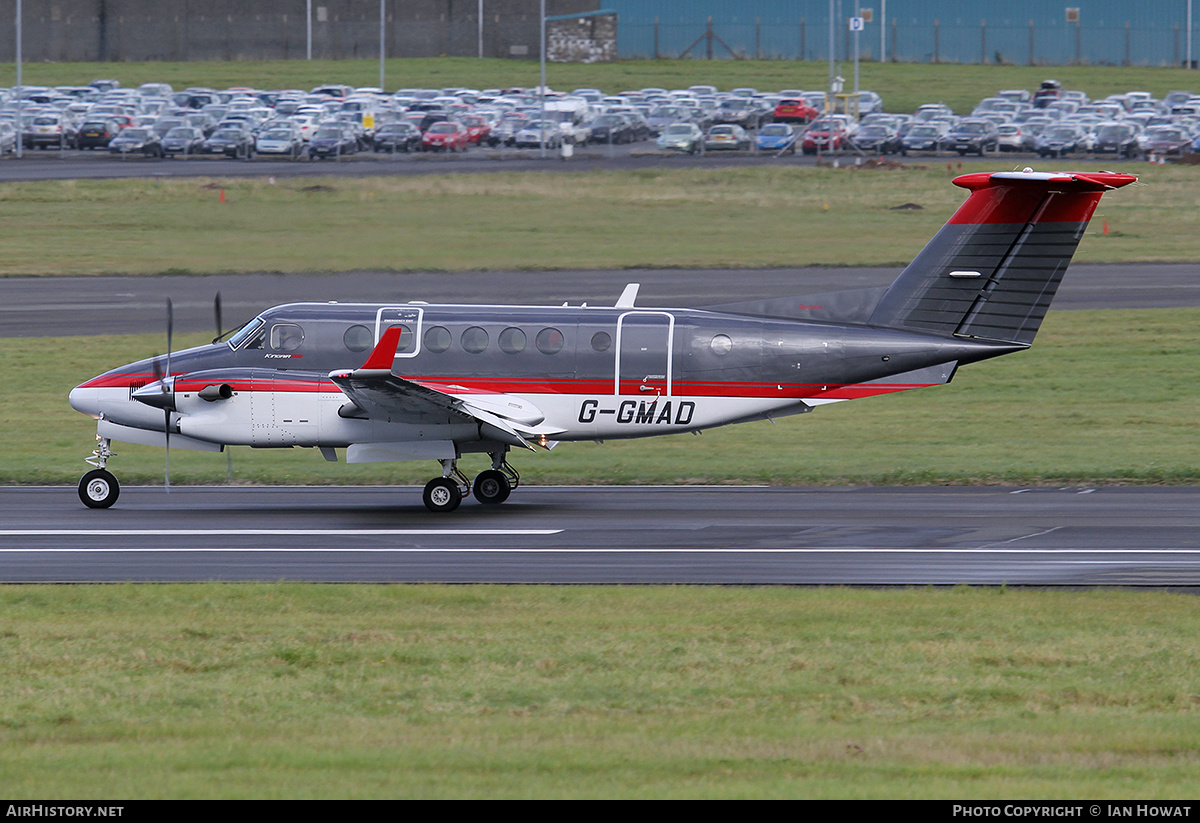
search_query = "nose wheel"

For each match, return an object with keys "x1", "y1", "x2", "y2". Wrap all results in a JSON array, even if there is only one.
[
  {"x1": 79, "y1": 468, "x2": 120, "y2": 509},
  {"x1": 78, "y1": 435, "x2": 120, "y2": 509}
]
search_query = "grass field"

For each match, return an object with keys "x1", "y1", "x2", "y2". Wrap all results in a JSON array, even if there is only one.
[
  {"x1": 0, "y1": 163, "x2": 1191, "y2": 277},
  {"x1": 2, "y1": 584, "x2": 1199, "y2": 799}
]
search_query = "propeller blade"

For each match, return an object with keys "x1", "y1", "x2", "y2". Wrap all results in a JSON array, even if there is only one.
[
  {"x1": 213, "y1": 292, "x2": 223, "y2": 343},
  {"x1": 164, "y1": 298, "x2": 173, "y2": 493}
]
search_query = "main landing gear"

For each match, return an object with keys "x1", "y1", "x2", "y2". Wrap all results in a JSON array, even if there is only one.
[
  {"x1": 78, "y1": 436, "x2": 120, "y2": 508},
  {"x1": 421, "y1": 451, "x2": 520, "y2": 513}
]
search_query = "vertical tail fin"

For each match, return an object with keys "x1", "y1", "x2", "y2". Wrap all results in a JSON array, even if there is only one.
[{"x1": 869, "y1": 170, "x2": 1136, "y2": 344}]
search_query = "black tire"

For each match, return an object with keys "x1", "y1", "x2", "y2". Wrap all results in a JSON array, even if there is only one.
[
  {"x1": 423, "y1": 477, "x2": 462, "y2": 513},
  {"x1": 473, "y1": 470, "x2": 512, "y2": 505},
  {"x1": 79, "y1": 469, "x2": 119, "y2": 509}
]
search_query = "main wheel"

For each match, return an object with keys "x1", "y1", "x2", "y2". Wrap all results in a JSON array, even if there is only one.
[
  {"x1": 79, "y1": 469, "x2": 119, "y2": 509},
  {"x1": 473, "y1": 470, "x2": 512, "y2": 505},
  {"x1": 423, "y1": 477, "x2": 462, "y2": 513}
]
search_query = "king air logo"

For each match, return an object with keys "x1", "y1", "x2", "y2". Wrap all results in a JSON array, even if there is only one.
[{"x1": 578, "y1": 399, "x2": 696, "y2": 425}]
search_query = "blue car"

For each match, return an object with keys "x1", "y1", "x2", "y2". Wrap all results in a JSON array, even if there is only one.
[{"x1": 755, "y1": 123, "x2": 796, "y2": 154}]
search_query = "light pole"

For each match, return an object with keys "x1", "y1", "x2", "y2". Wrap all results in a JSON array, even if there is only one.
[
  {"x1": 379, "y1": 0, "x2": 385, "y2": 91},
  {"x1": 539, "y1": 0, "x2": 546, "y2": 159},
  {"x1": 15, "y1": 0, "x2": 21, "y2": 159}
]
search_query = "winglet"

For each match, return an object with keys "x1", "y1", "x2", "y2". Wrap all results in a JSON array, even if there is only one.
[{"x1": 615, "y1": 283, "x2": 640, "y2": 308}]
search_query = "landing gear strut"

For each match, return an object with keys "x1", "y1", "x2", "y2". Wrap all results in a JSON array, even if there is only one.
[
  {"x1": 422, "y1": 459, "x2": 471, "y2": 513},
  {"x1": 421, "y1": 450, "x2": 520, "y2": 512},
  {"x1": 78, "y1": 436, "x2": 120, "y2": 508},
  {"x1": 473, "y1": 451, "x2": 519, "y2": 505}
]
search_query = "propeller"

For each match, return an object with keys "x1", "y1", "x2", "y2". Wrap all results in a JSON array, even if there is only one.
[
  {"x1": 163, "y1": 297, "x2": 173, "y2": 492},
  {"x1": 213, "y1": 292, "x2": 235, "y2": 484},
  {"x1": 212, "y1": 292, "x2": 224, "y2": 344}
]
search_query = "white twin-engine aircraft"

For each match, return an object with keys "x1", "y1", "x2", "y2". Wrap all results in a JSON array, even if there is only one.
[{"x1": 69, "y1": 169, "x2": 1135, "y2": 511}]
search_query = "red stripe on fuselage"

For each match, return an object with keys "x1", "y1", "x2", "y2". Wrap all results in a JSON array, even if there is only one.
[{"x1": 161, "y1": 375, "x2": 934, "y2": 400}]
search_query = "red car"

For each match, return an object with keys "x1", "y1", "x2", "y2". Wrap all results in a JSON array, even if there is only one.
[
  {"x1": 459, "y1": 114, "x2": 492, "y2": 145},
  {"x1": 421, "y1": 121, "x2": 470, "y2": 152},
  {"x1": 773, "y1": 98, "x2": 818, "y2": 124},
  {"x1": 801, "y1": 119, "x2": 850, "y2": 154}
]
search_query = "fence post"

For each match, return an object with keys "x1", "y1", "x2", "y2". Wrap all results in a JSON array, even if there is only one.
[
  {"x1": 933, "y1": 19, "x2": 939, "y2": 63},
  {"x1": 654, "y1": 16, "x2": 659, "y2": 59},
  {"x1": 1028, "y1": 19, "x2": 1034, "y2": 65},
  {"x1": 756, "y1": 17, "x2": 761, "y2": 60},
  {"x1": 981, "y1": 19, "x2": 986, "y2": 64},
  {"x1": 891, "y1": 18, "x2": 896, "y2": 61},
  {"x1": 800, "y1": 17, "x2": 805, "y2": 61},
  {"x1": 1075, "y1": 19, "x2": 1081, "y2": 65},
  {"x1": 1175, "y1": 22, "x2": 1180, "y2": 67},
  {"x1": 1124, "y1": 20, "x2": 1130, "y2": 66},
  {"x1": 707, "y1": 16, "x2": 713, "y2": 60}
]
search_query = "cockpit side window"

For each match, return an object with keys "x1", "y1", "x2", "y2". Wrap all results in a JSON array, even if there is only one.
[{"x1": 270, "y1": 323, "x2": 304, "y2": 351}]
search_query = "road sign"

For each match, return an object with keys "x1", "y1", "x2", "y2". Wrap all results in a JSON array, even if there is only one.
[{"x1": 849, "y1": 16, "x2": 865, "y2": 32}]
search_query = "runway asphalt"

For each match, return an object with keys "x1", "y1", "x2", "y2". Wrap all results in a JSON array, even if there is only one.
[{"x1": 4, "y1": 485, "x2": 1200, "y2": 585}]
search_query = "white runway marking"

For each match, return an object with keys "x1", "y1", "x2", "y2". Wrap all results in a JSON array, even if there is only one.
[
  {"x1": 0, "y1": 529, "x2": 560, "y2": 537},
  {"x1": 0, "y1": 537, "x2": 1197, "y2": 554}
]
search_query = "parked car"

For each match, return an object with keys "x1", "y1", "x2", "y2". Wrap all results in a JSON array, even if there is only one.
[
  {"x1": 513, "y1": 120, "x2": 559, "y2": 149},
  {"x1": 1032, "y1": 79, "x2": 1062, "y2": 109},
  {"x1": 588, "y1": 113, "x2": 631, "y2": 145},
  {"x1": 308, "y1": 125, "x2": 359, "y2": 158},
  {"x1": 851, "y1": 124, "x2": 903, "y2": 154},
  {"x1": 899, "y1": 123, "x2": 947, "y2": 155},
  {"x1": 161, "y1": 126, "x2": 206, "y2": 157},
  {"x1": 372, "y1": 122, "x2": 422, "y2": 153},
  {"x1": 704, "y1": 124, "x2": 751, "y2": 151},
  {"x1": 656, "y1": 122, "x2": 704, "y2": 154},
  {"x1": 202, "y1": 127, "x2": 256, "y2": 159},
  {"x1": 422, "y1": 120, "x2": 471, "y2": 152},
  {"x1": 1138, "y1": 125, "x2": 1192, "y2": 158},
  {"x1": 458, "y1": 114, "x2": 492, "y2": 145},
  {"x1": 1092, "y1": 122, "x2": 1141, "y2": 158},
  {"x1": 755, "y1": 123, "x2": 797, "y2": 154},
  {"x1": 25, "y1": 113, "x2": 75, "y2": 149},
  {"x1": 1035, "y1": 124, "x2": 1086, "y2": 157},
  {"x1": 772, "y1": 97, "x2": 818, "y2": 125},
  {"x1": 107, "y1": 127, "x2": 164, "y2": 157},
  {"x1": 943, "y1": 119, "x2": 999, "y2": 156},
  {"x1": 996, "y1": 124, "x2": 1033, "y2": 153},
  {"x1": 802, "y1": 119, "x2": 851, "y2": 154},
  {"x1": 256, "y1": 126, "x2": 305, "y2": 159},
  {"x1": 0, "y1": 122, "x2": 15, "y2": 155},
  {"x1": 75, "y1": 118, "x2": 121, "y2": 149}
]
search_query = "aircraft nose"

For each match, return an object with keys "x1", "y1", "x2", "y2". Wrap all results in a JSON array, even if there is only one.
[{"x1": 69, "y1": 383, "x2": 102, "y2": 417}]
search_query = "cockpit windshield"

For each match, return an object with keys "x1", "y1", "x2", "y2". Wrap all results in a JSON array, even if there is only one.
[{"x1": 227, "y1": 317, "x2": 266, "y2": 350}]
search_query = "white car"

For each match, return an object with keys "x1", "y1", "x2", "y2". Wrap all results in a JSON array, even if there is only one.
[
  {"x1": 513, "y1": 121, "x2": 561, "y2": 149},
  {"x1": 256, "y1": 127, "x2": 304, "y2": 158}
]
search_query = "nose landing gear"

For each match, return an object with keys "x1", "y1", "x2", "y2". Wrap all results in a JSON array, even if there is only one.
[{"x1": 78, "y1": 436, "x2": 120, "y2": 508}]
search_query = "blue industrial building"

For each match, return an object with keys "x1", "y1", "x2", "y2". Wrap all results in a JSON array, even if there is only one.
[{"x1": 605, "y1": 2, "x2": 1200, "y2": 67}]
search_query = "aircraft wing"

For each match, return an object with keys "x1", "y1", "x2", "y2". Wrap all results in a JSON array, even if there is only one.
[{"x1": 328, "y1": 327, "x2": 564, "y2": 449}]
